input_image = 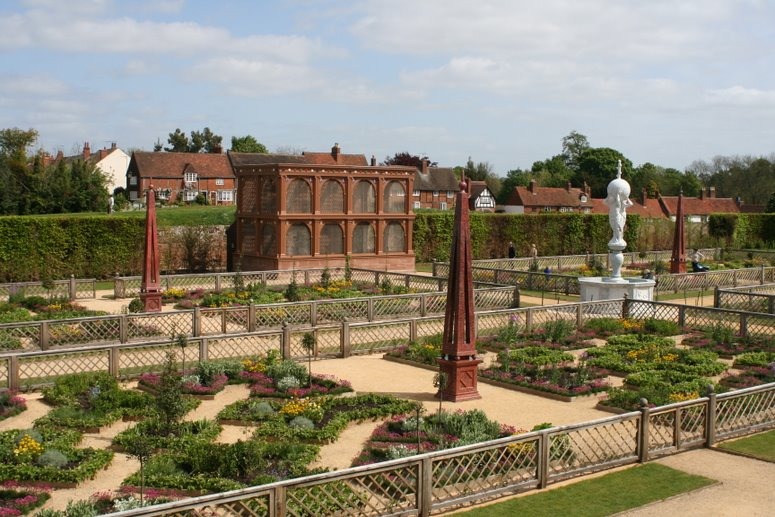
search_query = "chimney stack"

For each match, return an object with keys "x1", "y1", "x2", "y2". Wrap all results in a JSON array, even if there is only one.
[
  {"x1": 421, "y1": 158, "x2": 429, "y2": 174},
  {"x1": 528, "y1": 179, "x2": 536, "y2": 193},
  {"x1": 641, "y1": 187, "x2": 648, "y2": 205},
  {"x1": 331, "y1": 142, "x2": 340, "y2": 162},
  {"x1": 707, "y1": 186, "x2": 716, "y2": 198},
  {"x1": 370, "y1": 155, "x2": 376, "y2": 166},
  {"x1": 82, "y1": 142, "x2": 91, "y2": 160},
  {"x1": 111, "y1": 142, "x2": 117, "y2": 150},
  {"x1": 566, "y1": 181, "x2": 572, "y2": 192}
]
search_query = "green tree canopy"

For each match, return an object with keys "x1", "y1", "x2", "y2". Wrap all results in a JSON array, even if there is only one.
[
  {"x1": 160, "y1": 127, "x2": 223, "y2": 153},
  {"x1": 561, "y1": 130, "x2": 590, "y2": 171},
  {"x1": 230, "y1": 135, "x2": 268, "y2": 153},
  {"x1": 382, "y1": 152, "x2": 435, "y2": 168},
  {"x1": 575, "y1": 147, "x2": 633, "y2": 198}
]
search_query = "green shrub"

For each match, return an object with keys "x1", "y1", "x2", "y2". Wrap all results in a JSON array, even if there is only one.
[
  {"x1": 734, "y1": 352, "x2": 775, "y2": 368},
  {"x1": 128, "y1": 298, "x2": 144, "y2": 313},
  {"x1": 36, "y1": 448, "x2": 69, "y2": 468},
  {"x1": 267, "y1": 360, "x2": 309, "y2": 387},
  {"x1": 289, "y1": 416, "x2": 315, "y2": 429},
  {"x1": 540, "y1": 318, "x2": 575, "y2": 343},
  {"x1": 642, "y1": 318, "x2": 682, "y2": 336},
  {"x1": 583, "y1": 318, "x2": 625, "y2": 334}
]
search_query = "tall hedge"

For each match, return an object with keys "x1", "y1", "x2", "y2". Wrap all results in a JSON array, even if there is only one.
[{"x1": 0, "y1": 216, "x2": 145, "y2": 281}]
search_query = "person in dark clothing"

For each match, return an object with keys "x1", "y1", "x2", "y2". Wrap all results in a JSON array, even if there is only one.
[{"x1": 507, "y1": 242, "x2": 516, "y2": 258}]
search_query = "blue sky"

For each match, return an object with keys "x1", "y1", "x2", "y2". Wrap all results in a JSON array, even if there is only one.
[{"x1": 1, "y1": 0, "x2": 773, "y2": 174}]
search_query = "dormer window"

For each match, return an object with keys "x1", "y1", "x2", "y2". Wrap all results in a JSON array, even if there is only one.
[
  {"x1": 184, "y1": 172, "x2": 198, "y2": 185},
  {"x1": 580, "y1": 195, "x2": 588, "y2": 203}
]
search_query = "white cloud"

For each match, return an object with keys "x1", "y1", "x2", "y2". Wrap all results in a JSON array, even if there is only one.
[
  {"x1": 705, "y1": 86, "x2": 775, "y2": 108},
  {"x1": 0, "y1": 75, "x2": 70, "y2": 96},
  {"x1": 189, "y1": 57, "x2": 325, "y2": 96}
]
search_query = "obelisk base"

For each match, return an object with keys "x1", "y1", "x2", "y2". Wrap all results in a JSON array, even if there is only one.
[
  {"x1": 140, "y1": 290, "x2": 163, "y2": 313},
  {"x1": 438, "y1": 357, "x2": 483, "y2": 402}
]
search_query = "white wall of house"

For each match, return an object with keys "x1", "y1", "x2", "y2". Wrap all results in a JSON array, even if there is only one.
[
  {"x1": 97, "y1": 149, "x2": 131, "y2": 194},
  {"x1": 502, "y1": 205, "x2": 525, "y2": 214}
]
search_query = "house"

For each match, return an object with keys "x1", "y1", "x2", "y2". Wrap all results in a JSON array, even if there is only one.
[
  {"x1": 657, "y1": 187, "x2": 740, "y2": 222},
  {"x1": 503, "y1": 180, "x2": 592, "y2": 213},
  {"x1": 468, "y1": 181, "x2": 496, "y2": 212},
  {"x1": 232, "y1": 143, "x2": 416, "y2": 271},
  {"x1": 589, "y1": 188, "x2": 666, "y2": 218},
  {"x1": 412, "y1": 160, "x2": 459, "y2": 210},
  {"x1": 49, "y1": 142, "x2": 130, "y2": 194},
  {"x1": 126, "y1": 151, "x2": 235, "y2": 204}
]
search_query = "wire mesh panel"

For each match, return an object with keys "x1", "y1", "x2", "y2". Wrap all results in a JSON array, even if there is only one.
[
  {"x1": 715, "y1": 387, "x2": 775, "y2": 439},
  {"x1": 580, "y1": 300, "x2": 624, "y2": 321},
  {"x1": 383, "y1": 222, "x2": 406, "y2": 253},
  {"x1": 320, "y1": 223, "x2": 344, "y2": 255},
  {"x1": 47, "y1": 317, "x2": 122, "y2": 348},
  {"x1": 207, "y1": 333, "x2": 281, "y2": 361},
  {"x1": 349, "y1": 321, "x2": 411, "y2": 354},
  {"x1": 683, "y1": 306, "x2": 739, "y2": 334},
  {"x1": 546, "y1": 416, "x2": 639, "y2": 482},
  {"x1": 286, "y1": 223, "x2": 311, "y2": 256},
  {"x1": 352, "y1": 222, "x2": 376, "y2": 254},
  {"x1": 647, "y1": 410, "x2": 677, "y2": 457},
  {"x1": 383, "y1": 180, "x2": 406, "y2": 213},
  {"x1": 240, "y1": 176, "x2": 258, "y2": 212},
  {"x1": 474, "y1": 288, "x2": 514, "y2": 310},
  {"x1": 19, "y1": 349, "x2": 110, "y2": 388},
  {"x1": 127, "y1": 312, "x2": 191, "y2": 342},
  {"x1": 353, "y1": 180, "x2": 376, "y2": 213},
  {"x1": 259, "y1": 176, "x2": 277, "y2": 214},
  {"x1": 287, "y1": 179, "x2": 312, "y2": 213},
  {"x1": 286, "y1": 464, "x2": 419, "y2": 517},
  {"x1": 320, "y1": 179, "x2": 345, "y2": 213},
  {"x1": 259, "y1": 222, "x2": 277, "y2": 256},
  {"x1": 476, "y1": 310, "x2": 515, "y2": 338},
  {"x1": 431, "y1": 438, "x2": 540, "y2": 510},
  {"x1": 424, "y1": 293, "x2": 448, "y2": 314}
]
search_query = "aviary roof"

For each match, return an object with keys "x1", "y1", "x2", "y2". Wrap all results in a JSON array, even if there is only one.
[
  {"x1": 131, "y1": 151, "x2": 233, "y2": 178},
  {"x1": 229, "y1": 151, "x2": 369, "y2": 167}
]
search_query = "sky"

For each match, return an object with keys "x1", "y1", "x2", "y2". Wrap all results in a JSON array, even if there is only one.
[{"x1": 1, "y1": 0, "x2": 773, "y2": 175}]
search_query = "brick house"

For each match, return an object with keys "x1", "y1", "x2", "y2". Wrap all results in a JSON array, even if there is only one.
[
  {"x1": 232, "y1": 144, "x2": 416, "y2": 271},
  {"x1": 412, "y1": 161, "x2": 459, "y2": 210},
  {"x1": 126, "y1": 151, "x2": 235, "y2": 205},
  {"x1": 503, "y1": 180, "x2": 593, "y2": 213},
  {"x1": 657, "y1": 187, "x2": 740, "y2": 222}
]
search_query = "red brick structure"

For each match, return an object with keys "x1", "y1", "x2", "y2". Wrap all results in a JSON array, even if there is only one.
[
  {"x1": 232, "y1": 144, "x2": 416, "y2": 271},
  {"x1": 140, "y1": 186, "x2": 162, "y2": 312},
  {"x1": 670, "y1": 191, "x2": 687, "y2": 274},
  {"x1": 126, "y1": 152, "x2": 235, "y2": 205},
  {"x1": 412, "y1": 161, "x2": 459, "y2": 210}
]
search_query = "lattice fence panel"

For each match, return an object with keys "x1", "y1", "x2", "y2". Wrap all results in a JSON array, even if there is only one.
[
  {"x1": 119, "y1": 278, "x2": 142, "y2": 298},
  {"x1": 471, "y1": 268, "x2": 498, "y2": 284},
  {"x1": 170, "y1": 495, "x2": 271, "y2": 516},
  {"x1": 476, "y1": 311, "x2": 514, "y2": 338},
  {"x1": 166, "y1": 275, "x2": 218, "y2": 293},
  {"x1": 407, "y1": 276, "x2": 444, "y2": 292},
  {"x1": 207, "y1": 334, "x2": 281, "y2": 361},
  {"x1": 47, "y1": 317, "x2": 122, "y2": 347},
  {"x1": 715, "y1": 389, "x2": 775, "y2": 438},
  {"x1": 530, "y1": 305, "x2": 578, "y2": 330},
  {"x1": 127, "y1": 312, "x2": 191, "y2": 342},
  {"x1": 581, "y1": 300, "x2": 624, "y2": 321},
  {"x1": 716, "y1": 292, "x2": 770, "y2": 313},
  {"x1": 315, "y1": 327, "x2": 342, "y2": 356},
  {"x1": 118, "y1": 343, "x2": 177, "y2": 377},
  {"x1": 373, "y1": 296, "x2": 420, "y2": 320},
  {"x1": 647, "y1": 411, "x2": 676, "y2": 456},
  {"x1": 199, "y1": 308, "x2": 227, "y2": 336},
  {"x1": 678, "y1": 404, "x2": 707, "y2": 446},
  {"x1": 744, "y1": 313, "x2": 775, "y2": 338},
  {"x1": 317, "y1": 300, "x2": 369, "y2": 324},
  {"x1": 474, "y1": 289, "x2": 514, "y2": 310},
  {"x1": 423, "y1": 293, "x2": 448, "y2": 315},
  {"x1": 0, "y1": 323, "x2": 41, "y2": 350},
  {"x1": 416, "y1": 317, "x2": 445, "y2": 341},
  {"x1": 431, "y1": 439, "x2": 539, "y2": 506},
  {"x1": 255, "y1": 304, "x2": 310, "y2": 327},
  {"x1": 19, "y1": 350, "x2": 110, "y2": 387},
  {"x1": 349, "y1": 321, "x2": 410, "y2": 354},
  {"x1": 74, "y1": 280, "x2": 95, "y2": 299},
  {"x1": 349, "y1": 269, "x2": 377, "y2": 285},
  {"x1": 286, "y1": 466, "x2": 418, "y2": 517},
  {"x1": 0, "y1": 358, "x2": 8, "y2": 389},
  {"x1": 546, "y1": 417, "x2": 639, "y2": 479},
  {"x1": 683, "y1": 307, "x2": 739, "y2": 334}
]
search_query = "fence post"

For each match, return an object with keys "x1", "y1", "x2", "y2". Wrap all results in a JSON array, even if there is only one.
[
  {"x1": 9, "y1": 356, "x2": 20, "y2": 390},
  {"x1": 513, "y1": 287, "x2": 520, "y2": 308},
  {"x1": 705, "y1": 386, "x2": 717, "y2": 447},
  {"x1": 40, "y1": 322, "x2": 49, "y2": 350},
  {"x1": 275, "y1": 485, "x2": 286, "y2": 517},
  {"x1": 119, "y1": 315, "x2": 128, "y2": 343},
  {"x1": 432, "y1": 260, "x2": 437, "y2": 277},
  {"x1": 248, "y1": 303, "x2": 256, "y2": 333},
  {"x1": 420, "y1": 294, "x2": 427, "y2": 317},
  {"x1": 419, "y1": 457, "x2": 433, "y2": 516},
  {"x1": 193, "y1": 307, "x2": 201, "y2": 337},
  {"x1": 713, "y1": 287, "x2": 720, "y2": 308},
  {"x1": 733, "y1": 270, "x2": 738, "y2": 287},
  {"x1": 109, "y1": 347, "x2": 120, "y2": 378},
  {"x1": 678, "y1": 306, "x2": 686, "y2": 329},
  {"x1": 367, "y1": 298, "x2": 375, "y2": 322},
  {"x1": 638, "y1": 399, "x2": 650, "y2": 463},
  {"x1": 760, "y1": 265, "x2": 765, "y2": 285},
  {"x1": 769, "y1": 297, "x2": 775, "y2": 316},
  {"x1": 341, "y1": 320, "x2": 351, "y2": 358},
  {"x1": 115, "y1": 276, "x2": 124, "y2": 298},
  {"x1": 282, "y1": 322, "x2": 291, "y2": 359},
  {"x1": 215, "y1": 275, "x2": 221, "y2": 292},
  {"x1": 538, "y1": 432, "x2": 550, "y2": 488},
  {"x1": 576, "y1": 304, "x2": 583, "y2": 329},
  {"x1": 310, "y1": 302, "x2": 318, "y2": 327},
  {"x1": 200, "y1": 337, "x2": 209, "y2": 362},
  {"x1": 69, "y1": 275, "x2": 76, "y2": 301},
  {"x1": 525, "y1": 308, "x2": 534, "y2": 333},
  {"x1": 739, "y1": 313, "x2": 748, "y2": 338},
  {"x1": 409, "y1": 319, "x2": 417, "y2": 342},
  {"x1": 621, "y1": 294, "x2": 630, "y2": 320}
]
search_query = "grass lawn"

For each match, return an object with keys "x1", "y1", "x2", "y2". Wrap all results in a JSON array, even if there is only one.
[
  {"x1": 460, "y1": 463, "x2": 716, "y2": 516},
  {"x1": 717, "y1": 430, "x2": 775, "y2": 462}
]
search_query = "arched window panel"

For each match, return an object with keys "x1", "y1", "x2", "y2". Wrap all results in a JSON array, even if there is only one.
[
  {"x1": 287, "y1": 179, "x2": 312, "y2": 213},
  {"x1": 321, "y1": 180, "x2": 344, "y2": 213},
  {"x1": 353, "y1": 180, "x2": 376, "y2": 213},
  {"x1": 240, "y1": 219, "x2": 256, "y2": 253},
  {"x1": 383, "y1": 222, "x2": 405, "y2": 252},
  {"x1": 259, "y1": 177, "x2": 277, "y2": 213},
  {"x1": 320, "y1": 223, "x2": 344, "y2": 255},
  {"x1": 383, "y1": 181, "x2": 406, "y2": 213},
  {"x1": 352, "y1": 222, "x2": 375, "y2": 253},
  {"x1": 259, "y1": 222, "x2": 277, "y2": 256},
  {"x1": 286, "y1": 223, "x2": 311, "y2": 256},
  {"x1": 240, "y1": 177, "x2": 257, "y2": 212}
]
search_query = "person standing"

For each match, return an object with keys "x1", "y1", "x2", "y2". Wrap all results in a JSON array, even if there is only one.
[{"x1": 508, "y1": 242, "x2": 516, "y2": 259}]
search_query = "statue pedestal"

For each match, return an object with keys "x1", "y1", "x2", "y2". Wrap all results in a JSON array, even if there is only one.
[
  {"x1": 438, "y1": 357, "x2": 483, "y2": 402},
  {"x1": 578, "y1": 277, "x2": 655, "y2": 302},
  {"x1": 140, "y1": 290, "x2": 163, "y2": 312}
]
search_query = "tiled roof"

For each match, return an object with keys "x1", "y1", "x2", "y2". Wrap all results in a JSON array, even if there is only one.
[
  {"x1": 301, "y1": 151, "x2": 369, "y2": 166},
  {"x1": 130, "y1": 151, "x2": 233, "y2": 179},
  {"x1": 228, "y1": 150, "x2": 369, "y2": 167},
  {"x1": 467, "y1": 180, "x2": 489, "y2": 199},
  {"x1": 507, "y1": 184, "x2": 591, "y2": 209},
  {"x1": 659, "y1": 195, "x2": 740, "y2": 216},
  {"x1": 593, "y1": 194, "x2": 666, "y2": 217},
  {"x1": 414, "y1": 167, "x2": 459, "y2": 191}
]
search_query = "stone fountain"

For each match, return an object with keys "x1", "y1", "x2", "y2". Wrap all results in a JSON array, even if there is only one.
[{"x1": 578, "y1": 161, "x2": 655, "y2": 302}]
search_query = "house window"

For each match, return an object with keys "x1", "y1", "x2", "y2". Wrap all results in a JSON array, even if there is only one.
[
  {"x1": 433, "y1": 190, "x2": 439, "y2": 197},
  {"x1": 447, "y1": 191, "x2": 454, "y2": 198},
  {"x1": 216, "y1": 178, "x2": 224, "y2": 186},
  {"x1": 218, "y1": 190, "x2": 233, "y2": 202},
  {"x1": 413, "y1": 190, "x2": 420, "y2": 197},
  {"x1": 413, "y1": 201, "x2": 421, "y2": 209},
  {"x1": 184, "y1": 172, "x2": 198, "y2": 184},
  {"x1": 156, "y1": 188, "x2": 171, "y2": 200},
  {"x1": 543, "y1": 206, "x2": 552, "y2": 212},
  {"x1": 185, "y1": 190, "x2": 198, "y2": 202},
  {"x1": 129, "y1": 176, "x2": 137, "y2": 185},
  {"x1": 440, "y1": 202, "x2": 448, "y2": 210}
]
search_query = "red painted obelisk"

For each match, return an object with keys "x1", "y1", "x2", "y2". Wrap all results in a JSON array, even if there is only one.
[
  {"x1": 140, "y1": 186, "x2": 162, "y2": 312},
  {"x1": 438, "y1": 179, "x2": 482, "y2": 402},
  {"x1": 670, "y1": 190, "x2": 686, "y2": 274}
]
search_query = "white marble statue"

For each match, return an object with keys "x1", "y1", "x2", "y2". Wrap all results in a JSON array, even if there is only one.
[{"x1": 604, "y1": 160, "x2": 633, "y2": 247}]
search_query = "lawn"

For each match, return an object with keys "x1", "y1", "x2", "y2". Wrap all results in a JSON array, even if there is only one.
[
  {"x1": 460, "y1": 463, "x2": 716, "y2": 516},
  {"x1": 717, "y1": 430, "x2": 775, "y2": 462}
]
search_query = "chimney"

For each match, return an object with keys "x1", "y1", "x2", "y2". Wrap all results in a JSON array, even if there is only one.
[
  {"x1": 700, "y1": 189, "x2": 705, "y2": 200},
  {"x1": 210, "y1": 144, "x2": 223, "y2": 154},
  {"x1": 641, "y1": 188, "x2": 648, "y2": 205},
  {"x1": 566, "y1": 181, "x2": 572, "y2": 192},
  {"x1": 56, "y1": 150, "x2": 64, "y2": 160},
  {"x1": 111, "y1": 142, "x2": 117, "y2": 150},
  {"x1": 331, "y1": 142, "x2": 340, "y2": 162},
  {"x1": 421, "y1": 158, "x2": 429, "y2": 174},
  {"x1": 528, "y1": 179, "x2": 536, "y2": 193},
  {"x1": 82, "y1": 142, "x2": 91, "y2": 160},
  {"x1": 707, "y1": 186, "x2": 716, "y2": 198},
  {"x1": 370, "y1": 155, "x2": 376, "y2": 166}
]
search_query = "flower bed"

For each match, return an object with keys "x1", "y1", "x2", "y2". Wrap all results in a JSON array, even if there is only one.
[
  {"x1": 0, "y1": 391, "x2": 26, "y2": 422},
  {"x1": 482, "y1": 317, "x2": 597, "y2": 352},
  {"x1": 719, "y1": 352, "x2": 775, "y2": 389},
  {"x1": 218, "y1": 393, "x2": 416, "y2": 444},
  {"x1": 680, "y1": 328, "x2": 775, "y2": 357},
  {"x1": 384, "y1": 333, "x2": 484, "y2": 366},
  {"x1": 138, "y1": 372, "x2": 229, "y2": 398},
  {"x1": 0, "y1": 481, "x2": 51, "y2": 516},
  {"x1": 112, "y1": 418, "x2": 222, "y2": 452}
]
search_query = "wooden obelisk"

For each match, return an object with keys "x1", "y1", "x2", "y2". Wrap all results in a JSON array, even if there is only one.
[{"x1": 140, "y1": 186, "x2": 162, "y2": 312}]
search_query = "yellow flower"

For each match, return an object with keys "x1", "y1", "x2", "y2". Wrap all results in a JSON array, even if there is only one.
[{"x1": 14, "y1": 435, "x2": 44, "y2": 461}]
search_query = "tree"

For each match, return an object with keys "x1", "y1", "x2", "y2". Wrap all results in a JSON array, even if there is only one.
[
  {"x1": 575, "y1": 147, "x2": 633, "y2": 198},
  {"x1": 161, "y1": 127, "x2": 223, "y2": 153},
  {"x1": 383, "y1": 152, "x2": 434, "y2": 168},
  {"x1": 164, "y1": 128, "x2": 190, "y2": 152},
  {"x1": 561, "y1": 130, "x2": 590, "y2": 171},
  {"x1": 230, "y1": 135, "x2": 268, "y2": 153},
  {"x1": 766, "y1": 192, "x2": 775, "y2": 213}
]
